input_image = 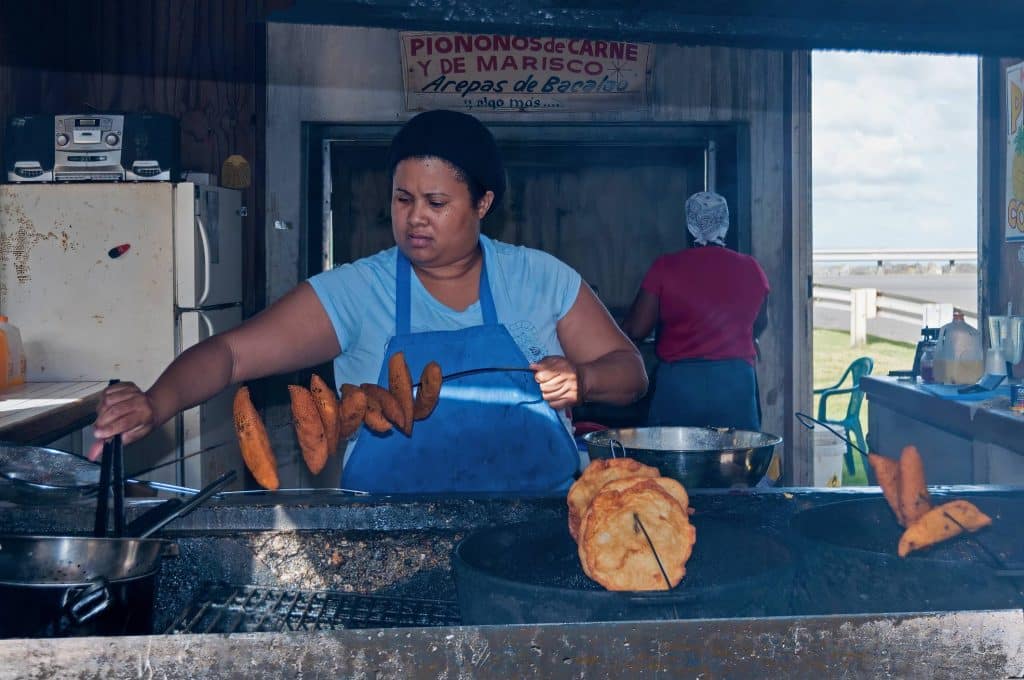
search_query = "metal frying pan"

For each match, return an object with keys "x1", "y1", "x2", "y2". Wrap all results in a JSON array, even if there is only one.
[
  {"x1": 789, "y1": 495, "x2": 1024, "y2": 615},
  {"x1": 0, "y1": 444, "x2": 197, "y2": 505},
  {"x1": 452, "y1": 516, "x2": 794, "y2": 625}
]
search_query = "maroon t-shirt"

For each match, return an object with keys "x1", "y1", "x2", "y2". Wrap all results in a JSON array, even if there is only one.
[{"x1": 640, "y1": 246, "x2": 769, "y2": 366}]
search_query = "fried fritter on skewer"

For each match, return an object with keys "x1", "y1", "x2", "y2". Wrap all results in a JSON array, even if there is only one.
[
  {"x1": 413, "y1": 361, "x2": 443, "y2": 421},
  {"x1": 566, "y1": 458, "x2": 660, "y2": 542},
  {"x1": 310, "y1": 374, "x2": 341, "y2": 456},
  {"x1": 387, "y1": 352, "x2": 414, "y2": 436},
  {"x1": 232, "y1": 386, "x2": 280, "y2": 490},
  {"x1": 289, "y1": 385, "x2": 329, "y2": 475}
]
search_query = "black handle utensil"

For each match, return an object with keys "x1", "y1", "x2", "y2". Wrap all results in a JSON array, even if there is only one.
[
  {"x1": 92, "y1": 379, "x2": 123, "y2": 537},
  {"x1": 126, "y1": 470, "x2": 237, "y2": 538}
]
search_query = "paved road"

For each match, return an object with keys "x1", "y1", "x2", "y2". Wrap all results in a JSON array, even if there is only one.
[{"x1": 813, "y1": 272, "x2": 978, "y2": 344}]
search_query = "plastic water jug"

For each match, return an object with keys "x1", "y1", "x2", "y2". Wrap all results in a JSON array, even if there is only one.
[
  {"x1": 0, "y1": 316, "x2": 26, "y2": 390},
  {"x1": 933, "y1": 312, "x2": 983, "y2": 385}
]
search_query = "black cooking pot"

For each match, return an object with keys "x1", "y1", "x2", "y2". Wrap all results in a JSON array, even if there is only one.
[
  {"x1": 790, "y1": 496, "x2": 1023, "y2": 615},
  {"x1": 0, "y1": 535, "x2": 168, "y2": 637},
  {"x1": 453, "y1": 516, "x2": 794, "y2": 625}
]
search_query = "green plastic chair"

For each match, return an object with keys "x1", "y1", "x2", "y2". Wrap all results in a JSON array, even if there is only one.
[{"x1": 814, "y1": 356, "x2": 874, "y2": 485}]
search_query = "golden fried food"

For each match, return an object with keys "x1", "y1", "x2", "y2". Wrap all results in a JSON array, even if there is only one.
[
  {"x1": 578, "y1": 479, "x2": 696, "y2": 591},
  {"x1": 361, "y1": 388, "x2": 393, "y2": 434},
  {"x1": 566, "y1": 458, "x2": 660, "y2": 542},
  {"x1": 310, "y1": 374, "x2": 341, "y2": 455},
  {"x1": 868, "y1": 453, "x2": 905, "y2": 526},
  {"x1": 577, "y1": 476, "x2": 690, "y2": 548},
  {"x1": 361, "y1": 383, "x2": 405, "y2": 434},
  {"x1": 413, "y1": 361, "x2": 443, "y2": 420},
  {"x1": 388, "y1": 352, "x2": 414, "y2": 436},
  {"x1": 338, "y1": 384, "x2": 368, "y2": 440},
  {"x1": 232, "y1": 386, "x2": 280, "y2": 490},
  {"x1": 288, "y1": 385, "x2": 329, "y2": 475},
  {"x1": 897, "y1": 500, "x2": 992, "y2": 558},
  {"x1": 898, "y1": 445, "x2": 932, "y2": 526}
]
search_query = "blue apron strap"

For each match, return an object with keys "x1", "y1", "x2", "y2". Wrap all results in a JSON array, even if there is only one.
[
  {"x1": 395, "y1": 244, "x2": 499, "y2": 332},
  {"x1": 478, "y1": 257, "x2": 498, "y2": 326},
  {"x1": 396, "y1": 251, "x2": 412, "y2": 335}
]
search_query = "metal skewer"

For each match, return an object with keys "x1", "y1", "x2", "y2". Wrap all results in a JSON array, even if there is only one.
[
  {"x1": 633, "y1": 512, "x2": 672, "y2": 590},
  {"x1": 412, "y1": 366, "x2": 534, "y2": 388}
]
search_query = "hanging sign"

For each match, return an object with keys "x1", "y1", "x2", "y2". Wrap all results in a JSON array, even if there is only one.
[
  {"x1": 1006, "y1": 61, "x2": 1024, "y2": 242},
  {"x1": 400, "y1": 32, "x2": 653, "y2": 113}
]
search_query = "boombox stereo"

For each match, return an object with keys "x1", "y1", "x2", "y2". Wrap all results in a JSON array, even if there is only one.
[{"x1": 4, "y1": 113, "x2": 180, "y2": 183}]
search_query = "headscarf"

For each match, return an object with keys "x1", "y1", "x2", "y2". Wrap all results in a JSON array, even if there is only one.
[
  {"x1": 387, "y1": 110, "x2": 505, "y2": 215},
  {"x1": 685, "y1": 191, "x2": 729, "y2": 246}
]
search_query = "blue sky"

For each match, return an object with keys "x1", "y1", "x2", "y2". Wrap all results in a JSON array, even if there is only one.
[{"x1": 812, "y1": 51, "x2": 978, "y2": 250}]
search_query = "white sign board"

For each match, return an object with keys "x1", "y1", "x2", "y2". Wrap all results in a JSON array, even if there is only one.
[
  {"x1": 400, "y1": 32, "x2": 653, "y2": 113},
  {"x1": 1006, "y1": 61, "x2": 1024, "y2": 242}
]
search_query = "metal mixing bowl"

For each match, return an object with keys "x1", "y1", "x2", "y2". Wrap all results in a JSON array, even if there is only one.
[{"x1": 582, "y1": 427, "x2": 782, "y2": 489}]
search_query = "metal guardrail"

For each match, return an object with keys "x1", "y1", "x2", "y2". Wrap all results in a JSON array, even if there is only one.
[
  {"x1": 812, "y1": 284, "x2": 977, "y2": 346},
  {"x1": 813, "y1": 249, "x2": 976, "y2": 266}
]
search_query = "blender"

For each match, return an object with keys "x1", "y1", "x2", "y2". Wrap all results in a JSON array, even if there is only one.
[{"x1": 987, "y1": 315, "x2": 1024, "y2": 382}]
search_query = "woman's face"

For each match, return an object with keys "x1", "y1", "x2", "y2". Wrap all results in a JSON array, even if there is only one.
[{"x1": 391, "y1": 157, "x2": 493, "y2": 268}]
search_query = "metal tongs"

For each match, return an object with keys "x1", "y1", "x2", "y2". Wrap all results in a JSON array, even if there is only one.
[{"x1": 94, "y1": 380, "x2": 124, "y2": 537}]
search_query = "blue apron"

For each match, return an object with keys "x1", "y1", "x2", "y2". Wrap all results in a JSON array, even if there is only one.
[{"x1": 342, "y1": 249, "x2": 580, "y2": 494}]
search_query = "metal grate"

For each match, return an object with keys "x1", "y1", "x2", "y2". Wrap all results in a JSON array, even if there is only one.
[{"x1": 166, "y1": 583, "x2": 461, "y2": 634}]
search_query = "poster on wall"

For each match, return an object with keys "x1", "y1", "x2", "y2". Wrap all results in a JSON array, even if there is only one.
[
  {"x1": 399, "y1": 32, "x2": 653, "y2": 113},
  {"x1": 1007, "y1": 61, "x2": 1024, "y2": 242}
]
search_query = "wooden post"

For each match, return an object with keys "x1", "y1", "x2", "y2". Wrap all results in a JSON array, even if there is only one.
[{"x1": 849, "y1": 288, "x2": 877, "y2": 347}]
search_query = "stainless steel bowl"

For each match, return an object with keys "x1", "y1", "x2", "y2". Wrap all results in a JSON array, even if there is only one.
[{"x1": 582, "y1": 427, "x2": 782, "y2": 489}]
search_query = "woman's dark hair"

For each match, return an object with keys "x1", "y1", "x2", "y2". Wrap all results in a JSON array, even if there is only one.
[{"x1": 387, "y1": 110, "x2": 505, "y2": 215}]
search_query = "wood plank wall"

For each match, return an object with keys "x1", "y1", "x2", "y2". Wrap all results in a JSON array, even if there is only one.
[
  {"x1": 0, "y1": 0, "x2": 266, "y2": 315},
  {"x1": 981, "y1": 57, "x2": 1024, "y2": 377}
]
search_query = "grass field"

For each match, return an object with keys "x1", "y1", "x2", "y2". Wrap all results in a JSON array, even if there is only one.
[{"x1": 812, "y1": 328, "x2": 916, "y2": 427}]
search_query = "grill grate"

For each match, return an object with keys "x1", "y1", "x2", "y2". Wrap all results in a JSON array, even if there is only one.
[{"x1": 165, "y1": 583, "x2": 461, "y2": 634}]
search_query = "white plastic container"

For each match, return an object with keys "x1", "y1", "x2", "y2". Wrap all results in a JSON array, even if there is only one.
[
  {"x1": 812, "y1": 428, "x2": 844, "y2": 487},
  {"x1": 933, "y1": 312, "x2": 983, "y2": 385},
  {"x1": 0, "y1": 316, "x2": 26, "y2": 389}
]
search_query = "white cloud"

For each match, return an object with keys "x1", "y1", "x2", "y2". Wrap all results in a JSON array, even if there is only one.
[{"x1": 813, "y1": 51, "x2": 977, "y2": 250}]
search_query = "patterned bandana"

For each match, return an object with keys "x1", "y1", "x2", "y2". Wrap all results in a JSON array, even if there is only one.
[{"x1": 685, "y1": 191, "x2": 729, "y2": 246}]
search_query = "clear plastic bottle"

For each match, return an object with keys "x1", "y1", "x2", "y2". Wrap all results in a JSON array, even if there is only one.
[
  {"x1": 934, "y1": 311, "x2": 983, "y2": 385},
  {"x1": 919, "y1": 345, "x2": 936, "y2": 384},
  {"x1": 0, "y1": 316, "x2": 26, "y2": 389}
]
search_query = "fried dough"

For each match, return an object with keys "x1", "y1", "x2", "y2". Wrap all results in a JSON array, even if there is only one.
[
  {"x1": 566, "y1": 458, "x2": 660, "y2": 542},
  {"x1": 897, "y1": 500, "x2": 992, "y2": 557},
  {"x1": 232, "y1": 386, "x2": 279, "y2": 490},
  {"x1": 387, "y1": 352, "x2": 414, "y2": 436},
  {"x1": 413, "y1": 361, "x2": 443, "y2": 420},
  {"x1": 868, "y1": 453, "x2": 905, "y2": 526},
  {"x1": 361, "y1": 388, "x2": 394, "y2": 434},
  {"x1": 289, "y1": 385, "x2": 329, "y2": 475},
  {"x1": 310, "y1": 374, "x2": 341, "y2": 456},
  {"x1": 577, "y1": 476, "x2": 690, "y2": 548},
  {"x1": 361, "y1": 383, "x2": 406, "y2": 434},
  {"x1": 898, "y1": 445, "x2": 932, "y2": 526},
  {"x1": 579, "y1": 480, "x2": 696, "y2": 591},
  {"x1": 338, "y1": 384, "x2": 368, "y2": 440}
]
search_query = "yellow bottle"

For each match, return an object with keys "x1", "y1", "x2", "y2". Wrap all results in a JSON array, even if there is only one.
[{"x1": 0, "y1": 316, "x2": 26, "y2": 389}]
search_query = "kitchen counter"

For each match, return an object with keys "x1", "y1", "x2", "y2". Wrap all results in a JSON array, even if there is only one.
[
  {"x1": 0, "y1": 381, "x2": 105, "y2": 446},
  {"x1": 2, "y1": 487, "x2": 1024, "y2": 678},
  {"x1": 862, "y1": 375, "x2": 1024, "y2": 484}
]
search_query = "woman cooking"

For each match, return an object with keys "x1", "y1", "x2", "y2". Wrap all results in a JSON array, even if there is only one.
[
  {"x1": 622, "y1": 191, "x2": 768, "y2": 431},
  {"x1": 87, "y1": 110, "x2": 648, "y2": 494}
]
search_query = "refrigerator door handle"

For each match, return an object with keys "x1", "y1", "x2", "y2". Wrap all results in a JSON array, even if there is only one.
[
  {"x1": 195, "y1": 215, "x2": 212, "y2": 306},
  {"x1": 197, "y1": 310, "x2": 215, "y2": 340}
]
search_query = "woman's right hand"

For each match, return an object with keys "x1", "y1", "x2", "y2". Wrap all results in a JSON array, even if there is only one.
[{"x1": 86, "y1": 382, "x2": 158, "y2": 460}]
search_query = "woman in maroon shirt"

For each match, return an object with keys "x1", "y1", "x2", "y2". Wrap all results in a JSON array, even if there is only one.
[{"x1": 623, "y1": 191, "x2": 769, "y2": 430}]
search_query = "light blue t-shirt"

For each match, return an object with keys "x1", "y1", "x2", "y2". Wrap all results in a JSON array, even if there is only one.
[{"x1": 307, "y1": 234, "x2": 583, "y2": 393}]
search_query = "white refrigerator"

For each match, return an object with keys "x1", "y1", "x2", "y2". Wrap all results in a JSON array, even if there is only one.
[{"x1": 0, "y1": 182, "x2": 243, "y2": 488}]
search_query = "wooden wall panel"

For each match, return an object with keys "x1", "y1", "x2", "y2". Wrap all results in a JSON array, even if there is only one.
[{"x1": 980, "y1": 57, "x2": 1024, "y2": 380}]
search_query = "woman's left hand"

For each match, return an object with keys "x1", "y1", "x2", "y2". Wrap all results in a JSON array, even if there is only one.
[{"x1": 530, "y1": 356, "x2": 583, "y2": 410}]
